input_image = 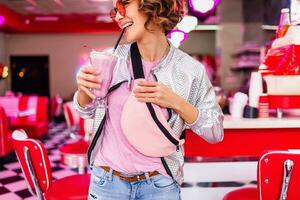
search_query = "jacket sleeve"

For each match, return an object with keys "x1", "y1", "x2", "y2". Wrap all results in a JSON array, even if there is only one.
[
  {"x1": 186, "y1": 63, "x2": 224, "y2": 144},
  {"x1": 72, "y1": 91, "x2": 96, "y2": 119}
]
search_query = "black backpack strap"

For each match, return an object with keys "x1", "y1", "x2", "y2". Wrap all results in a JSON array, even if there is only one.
[
  {"x1": 130, "y1": 42, "x2": 145, "y2": 79},
  {"x1": 129, "y1": 43, "x2": 179, "y2": 146}
]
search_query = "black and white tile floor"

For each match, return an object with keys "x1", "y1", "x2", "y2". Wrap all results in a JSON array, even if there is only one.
[{"x1": 0, "y1": 122, "x2": 257, "y2": 200}]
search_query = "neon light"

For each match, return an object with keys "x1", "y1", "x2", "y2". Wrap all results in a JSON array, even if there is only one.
[
  {"x1": 167, "y1": 30, "x2": 188, "y2": 48},
  {"x1": 177, "y1": 16, "x2": 198, "y2": 33},
  {"x1": 0, "y1": 16, "x2": 5, "y2": 26},
  {"x1": 189, "y1": 0, "x2": 219, "y2": 14}
]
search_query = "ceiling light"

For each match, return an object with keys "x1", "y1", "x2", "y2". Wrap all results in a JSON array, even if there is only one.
[
  {"x1": 189, "y1": 0, "x2": 218, "y2": 14},
  {"x1": 176, "y1": 16, "x2": 198, "y2": 33},
  {"x1": 167, "y1": 30, "x2": 187, "y2": 48},
  {"x1": 34, "y1": 16, "x2": 59, "y2": 21}
]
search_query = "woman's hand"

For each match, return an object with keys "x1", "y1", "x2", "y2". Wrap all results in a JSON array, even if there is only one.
[
  {"x1": 133, "y1": 80, "x2": 199, "y2": 124},
  {"x1": 76, "y1": 66, "x2": 102, "y2": 106},
  {"x1": 133, "y1": 80, "x2": 181, "y2": 109}
]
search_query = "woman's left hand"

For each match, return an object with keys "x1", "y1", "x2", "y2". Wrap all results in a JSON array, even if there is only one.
[{"x1": 133, "y1": 80, "x2": 181, "y2": 109}]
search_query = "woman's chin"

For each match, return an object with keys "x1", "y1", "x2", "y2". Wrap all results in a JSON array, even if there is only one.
[{"x1": 123, "y1": 36, "x2": 136, "y2": 44}]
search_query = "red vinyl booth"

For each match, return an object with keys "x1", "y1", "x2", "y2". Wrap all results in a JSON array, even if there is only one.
[
  {"x1": 223, "y1": 150, "x2": 300, "y2": 200},
  {"x1": 0, "y1": 106, "x2": 13, "y2": 158},
  {"x1": 0, "y1": 96, "x2": 49, "y2": 138},
  {"x1": 12, "y1": 129, "x2": 90, "y2": 200},
  {"x1": 10, "y1": 96, "x2": 49, "y2": 138}
]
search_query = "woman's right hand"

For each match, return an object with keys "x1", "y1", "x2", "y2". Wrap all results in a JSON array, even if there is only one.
[{"x1": 76, "y1": 66, "x2": 102, "y2": 107}]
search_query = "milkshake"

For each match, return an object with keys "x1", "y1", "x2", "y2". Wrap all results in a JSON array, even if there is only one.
[{"x1": 89, "y1": 51, "x2": 118, "y2": 99}]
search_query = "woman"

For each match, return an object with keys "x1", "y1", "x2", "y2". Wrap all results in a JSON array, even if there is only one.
[{"x1": 74, "y1": 0, "x2": 224, "y2": 199}]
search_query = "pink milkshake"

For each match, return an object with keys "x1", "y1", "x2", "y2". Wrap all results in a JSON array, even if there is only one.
[{"x1": 89, "y1": 51, "x2": 118, "y2": 99}]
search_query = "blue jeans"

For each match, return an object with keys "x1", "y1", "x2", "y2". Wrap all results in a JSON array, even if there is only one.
[{"x1": 88, "y1": 166, "x2": 181, "y2": 200}]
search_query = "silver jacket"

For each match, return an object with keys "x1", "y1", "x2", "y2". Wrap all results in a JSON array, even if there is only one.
[{"x1": 73, "y1": 43, "x2": 224, "y2": 185}]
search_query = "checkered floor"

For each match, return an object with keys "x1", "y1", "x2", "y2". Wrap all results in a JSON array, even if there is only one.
[{"x1": 0, "y1": 122, "x2": 257, "y2": 200}]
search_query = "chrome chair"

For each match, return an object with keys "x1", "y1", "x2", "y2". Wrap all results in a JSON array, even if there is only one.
[
  {"x1": 223, "y1": 150, "x2": 300, "y2": 200},
  {"x1": 12, "y1": 129, "x2": 90, "y2": 200}
]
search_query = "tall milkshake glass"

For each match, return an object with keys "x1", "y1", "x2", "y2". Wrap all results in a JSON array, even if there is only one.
[
  {"x1": 89, "y1": 51, "x2": 117, "y2": 135},
  {"x1": 89, "y1": 28, "x2": 125, "y2": 107},
  {"x1": 89, "y1": 28, "x2": 126, "y2": 134},
  {"x1": 89, "y1": 51, "x2": 118, "y2": 107}
]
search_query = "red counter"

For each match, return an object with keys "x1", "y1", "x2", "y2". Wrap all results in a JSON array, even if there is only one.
[{"x1": 185, "y1": 115, "x2": 300, "y2": 158}]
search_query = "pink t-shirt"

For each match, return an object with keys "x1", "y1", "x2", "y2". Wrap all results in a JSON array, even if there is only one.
[{"x1": 94, "y1": 59, "x2": 169, "y2": 177}]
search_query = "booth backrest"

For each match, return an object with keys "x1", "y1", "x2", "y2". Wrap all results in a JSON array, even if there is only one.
[
  {"x1": 36, "y1": 96, "x2": 48, "y2": 123},
  {"x1": 0, "y1": 106, "x2": 13, "y2": 157},
  {"x1": 0, "y1": 97, "x2": 19, "y2": 117},
  {"x1": 0, "y1": 96, "x2": 48, "y2": 122}
]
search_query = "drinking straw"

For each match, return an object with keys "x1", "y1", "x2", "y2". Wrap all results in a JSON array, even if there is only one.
[{"x1": 113, "y1": 27, "x2": 126, "y2": 53}]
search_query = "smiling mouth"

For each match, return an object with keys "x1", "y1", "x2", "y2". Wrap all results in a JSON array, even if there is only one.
[{"x1": 122, "y1": 22, "x2": 133, "y2": 29}]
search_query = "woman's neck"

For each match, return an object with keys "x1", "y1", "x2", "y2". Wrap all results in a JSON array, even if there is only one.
[{"x1": 137, "y1": 32, "x2": 169, "y2": 62}]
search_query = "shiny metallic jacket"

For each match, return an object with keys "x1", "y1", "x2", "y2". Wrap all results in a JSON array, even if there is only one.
[{"x1": 73, "y1": 43, "x2": 224, "y2": 185}]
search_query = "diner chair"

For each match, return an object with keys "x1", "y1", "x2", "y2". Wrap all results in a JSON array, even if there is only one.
[
  {"x1": 63, "y1": 101, "x2": 80, "y2": 139},
  {"x1": 50, "y1": 95, "x2": 63, "y2": 122},
  {"x1": 223, "y1": 150, "x2": 300, "y2": 200},
  {"x1": 12, "y1": 129, "x2": 90, "y2": 200},
  {"x1": 0, "y1": 106, "x2": 14, "y2": 166}
]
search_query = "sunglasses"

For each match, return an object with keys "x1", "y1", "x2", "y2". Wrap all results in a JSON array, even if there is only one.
[{"x1": 110, "y1": 0, "x2": 129, "y2": 19}]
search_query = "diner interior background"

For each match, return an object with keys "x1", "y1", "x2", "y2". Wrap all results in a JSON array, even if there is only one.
[
  {"x1": 0, "y1": 0, "x2": 290, "y2": 99},
  {"x1": 0, "y1": 0, "x2": 298, "y2": 200}
]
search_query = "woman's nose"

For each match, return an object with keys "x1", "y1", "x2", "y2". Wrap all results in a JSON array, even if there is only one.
[{"x1": 115, "y1": 11, "x2": 124, "y2": 22}]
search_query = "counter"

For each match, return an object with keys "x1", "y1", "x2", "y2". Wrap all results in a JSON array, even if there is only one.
[
  {"x1": 184, "y1": 115, "x2": 300, "y2": 158},
  {"x1": 223, "y1": 115, "x2": 300, "y2": 129}
]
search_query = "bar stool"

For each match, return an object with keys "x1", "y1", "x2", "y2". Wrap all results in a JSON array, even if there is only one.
[
  {"x1": 12, "y1": 130, "x2": 90, "y2": 200},
  {"x1": 223, "y1": 150, "x2": 300, "y2": 200},
  {"x1": 59, "y1": 117, "x2": 93, "y2": 174},
  {"x1": 59, "y1": 136, "x2": 90, "y2": 174}
]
